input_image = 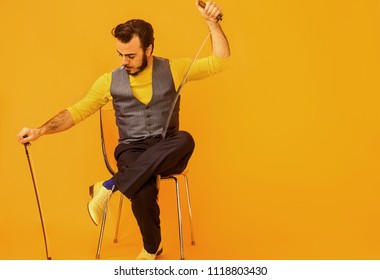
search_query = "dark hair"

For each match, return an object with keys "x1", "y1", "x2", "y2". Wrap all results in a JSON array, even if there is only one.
[{"x1": 111, "y1": 19, "x2": 154, "y2": 53}]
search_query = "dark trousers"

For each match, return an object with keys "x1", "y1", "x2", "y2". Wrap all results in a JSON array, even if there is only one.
[{"x1": 112, "y1": 131, "x2": 195, "y2": 254}]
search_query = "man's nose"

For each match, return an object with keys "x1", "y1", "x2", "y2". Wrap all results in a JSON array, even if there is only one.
[{"x1": 122, "y1": 56, "x2": 130, "y2": 65}]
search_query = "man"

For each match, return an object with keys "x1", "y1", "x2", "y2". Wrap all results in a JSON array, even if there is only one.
[{"x1": 17, "y1": 1, "x2": 230, "y2": 260}]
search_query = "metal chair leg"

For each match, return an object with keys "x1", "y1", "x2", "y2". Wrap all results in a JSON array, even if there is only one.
[
  {"x1": 114, "y1": 193, "x2": 124, "y2": 243},
  {"x1": 183, "y1": 174, "x2": 195, "y2": 246},
  {"x1": 96, "y1": 205, "x2": 108, "y2": 259},
  {"x1": 173, "y1": 177, "x2": 185, "y2": 260}
]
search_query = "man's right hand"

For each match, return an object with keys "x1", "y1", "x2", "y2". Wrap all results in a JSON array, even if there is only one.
[
  {"x1": 17, "y1": 110, "x2": 75, "y2": 145},
  {"x1": 17, "y1": 127, "x2": 42, "y2": 145}
]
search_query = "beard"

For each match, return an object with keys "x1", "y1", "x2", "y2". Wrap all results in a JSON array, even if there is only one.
[{"x1": 125, "y1": 54, "x2": 148, "y2": 76}]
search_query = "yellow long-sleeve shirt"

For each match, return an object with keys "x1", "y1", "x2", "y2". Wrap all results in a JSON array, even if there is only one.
[{"x1": 67, "y1": 54, "x2": 228, "y2": 124}]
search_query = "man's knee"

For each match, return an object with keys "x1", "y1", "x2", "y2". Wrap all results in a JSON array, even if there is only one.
[{"x1": 176, "y1": 131, "x2": 195, "y2": 152}]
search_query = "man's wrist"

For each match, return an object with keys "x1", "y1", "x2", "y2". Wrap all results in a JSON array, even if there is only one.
[
  {"x1": 36, "y1": 127, "x2": 46, "y2": 137},
  {"x1": 206, "y1": 20, "x2": 221, "y2": 30}
]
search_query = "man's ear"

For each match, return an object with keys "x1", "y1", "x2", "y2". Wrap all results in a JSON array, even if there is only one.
[{"x1": 145, "y1": 44, "x2": 153, "y2": 56}]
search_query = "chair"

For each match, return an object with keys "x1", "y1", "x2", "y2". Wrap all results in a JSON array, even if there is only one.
[{"x1": 95, "y1": 105, "x2": 195, "y2": 260}]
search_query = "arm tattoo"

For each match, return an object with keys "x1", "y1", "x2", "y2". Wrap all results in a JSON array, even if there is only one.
[{"x1": 40, "y1": 110, "x2": 74, "y2": 134}]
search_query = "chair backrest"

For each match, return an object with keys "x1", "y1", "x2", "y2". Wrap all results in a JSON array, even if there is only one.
[{"x1": 100, "y1": 103, "x2": 118, "y2": 175}]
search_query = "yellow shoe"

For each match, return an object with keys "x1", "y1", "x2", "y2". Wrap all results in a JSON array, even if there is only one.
[
  {"x1": 87, "y1": 181, "x2": 112, "y2": 226},
  {"x1": 136, "y1": 244, "x2": 163, "y2": 260}
]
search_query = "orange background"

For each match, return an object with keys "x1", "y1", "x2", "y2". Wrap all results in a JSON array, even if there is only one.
[{"x1": 1, "y1": 0, "x2": 380, "y2": 260}]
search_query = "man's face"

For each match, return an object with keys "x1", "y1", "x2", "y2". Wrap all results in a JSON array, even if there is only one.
[{"x1": 116, "y1": 35, "x2": 151, "y2": 76}]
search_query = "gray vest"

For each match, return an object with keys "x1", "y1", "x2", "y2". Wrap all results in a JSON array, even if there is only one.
[{"x1": 110, "y1": 56, "x2": 180, "y2": 144}]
